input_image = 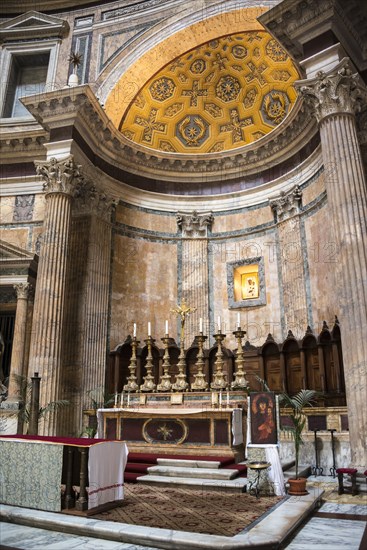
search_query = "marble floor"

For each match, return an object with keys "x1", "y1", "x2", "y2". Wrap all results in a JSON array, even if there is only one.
[{"x1": 1, "y1": 477, "x2": 366, "y2": 550}]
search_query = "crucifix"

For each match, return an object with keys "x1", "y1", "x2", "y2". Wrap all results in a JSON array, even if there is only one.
[{"x1": 171, "y1": 299, "x2": 197, "y2": 343}]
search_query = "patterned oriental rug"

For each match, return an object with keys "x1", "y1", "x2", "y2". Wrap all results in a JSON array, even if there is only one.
[{"x1": 94, "y1": 484, "x2": 283, "y2": 537}]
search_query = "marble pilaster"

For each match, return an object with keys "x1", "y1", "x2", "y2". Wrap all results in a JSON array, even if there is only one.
[
  {"x1": 28, "y1": 156, "x2": 81, "y2": 436},
  {"x1": 177, "y1": 211, "x2": 213, "y2": 345},
  {"x1": 298, "y1": 60, "x2": 367, "y2": 468},
  {"x1": 7, "y1": 283, "x2": 33, "y2": 403},
  {"x1": 270, "y1": 186, "x2": 307, "y2": 339}
]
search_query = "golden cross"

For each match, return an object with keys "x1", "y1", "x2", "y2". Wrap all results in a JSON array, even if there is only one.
[{"x1": 171, "y1": 299, "x2": 197, "y2": 341}]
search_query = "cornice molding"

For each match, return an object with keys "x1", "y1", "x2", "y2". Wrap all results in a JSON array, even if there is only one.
[
  {"x1": 0, "y1": 11, "x2": 69, "y2": 42},
  {"x1": 20, "y1": 85, "x2": 318, "y2": 184}
]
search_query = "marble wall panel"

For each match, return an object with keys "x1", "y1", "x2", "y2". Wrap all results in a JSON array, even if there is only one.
[
  {"x1": 110, "y1": 234, "x2": 178, "y2": 347},
  {"x1": 0, "y1": 228, "x2": 30, "y2": 251},
  {"x1": 32, "y1": 194, "x2": 46, "y2": 222},
  {"x1": 304, "y1": 204, "x2": 337, "y2": 330},
  {"x1": 302, "y1": 171, "x2": 326, "y2": 207},
  {"x1": 211, "y1": 230, "x2": 282, "y2": 348},
  {"x1": 116, "y1": 205, "x2": 177, "y2": 233},
  {"x1": 0, "y1": 196, "x2": 15, "y2": 224},
  {"x1": 213, "y1": 205, "x2": 272, "y2": 233}
]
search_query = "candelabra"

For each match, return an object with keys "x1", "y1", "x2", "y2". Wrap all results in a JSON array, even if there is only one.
[
  {"x1": 231, "y1": 328, "x2": 249, "y2": 390},
  {"x1": 328, "y1": 429, "x2": 337, "y2": 477},
  {"x1": 157, "y1": 336, "x2": 173, "y2": 392},
  {"x1": 311, "y1": 429, "x2": 324, "y2": 476},
  {"x1": 140, "y1": 336, "x2": 156, "y2": 392},
  {"x1": 191, "y1": 333, "x2": 208, "y2": 391},
  {"x1": 123, "y1": 337, "x2": 139, "y2": 392},
  {"x1": 172, "y1": 338, "x2": 189, "y2": 391},
  {"x1": 210, "y1": 331, "x2": 227, "y2": 390}
]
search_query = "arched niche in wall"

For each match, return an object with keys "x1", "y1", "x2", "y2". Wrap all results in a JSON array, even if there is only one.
[
  {"x1": 261, "y1": 334, "x2": 282, "y2": 392},
  {"x1": 282, "y1": 331, "x2": 302, "y2": 395},
  {"x1": 302, "y1": 328, "x2": 321, "y2": 392}
]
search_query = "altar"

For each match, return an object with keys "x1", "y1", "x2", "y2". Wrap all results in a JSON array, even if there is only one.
[
  {"x1": 95, "y1": 391, "x2": 247, "y2": 460},
  {"x1": 0, "y1": 435, "x2": 128, "y2": 513}
]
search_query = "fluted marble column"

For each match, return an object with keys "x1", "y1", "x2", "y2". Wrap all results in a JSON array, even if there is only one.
[
  {"x1": 28, "y1": 156, "x2": 81, "y2": 436},
  {"x1": 270, "y1": 186, "x2": 307, "y2": 339},
  {"x1": 60, "y1": 182, "x2": 115, "y2": 434},
  {"x1": 7, "y1": 283, "x2": 32, "y2": 402},
  {"x1": 177, "y1": 211, "x2": 213, "y2": 345},
  {"x1": 298, "y1": 60, "x2": 367, "y2": 467}
]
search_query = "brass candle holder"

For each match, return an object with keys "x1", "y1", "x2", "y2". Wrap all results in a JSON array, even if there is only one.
[
  {"x1": 191, "y1": 333, "x2": 208, "y2": 391},
  {"x1": 231, "y1": 328, "x2": 249, "y2": 390},
  {"x1": 124, "y1": 337, "x2": 139, "y2": 392},
  {"x1": 172, "y1": 338, "x2": 189, "y2": 391},
  {"x1": 210, "y1": 331, "x2": 227, "y2": 390},
  {"x1": 140, "y1": 336, "x2": 156, "y2": 392},
  {"x1": 157, "y1": 335, "x2": 173, "y2": 392}
]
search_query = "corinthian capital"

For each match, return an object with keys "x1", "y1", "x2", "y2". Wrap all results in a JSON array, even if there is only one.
[
  {"x1": 176, "y1": 210, "x2": 214, "y2": 238},
  {"x1": 35, "y1": 155, "x2": 82, "y2": 195},
  {"x1": 13, "y1": 282, "x2": 33, "y2": 300},
  {"x1": 270, "y1": 185, "x2": 302, "y2": 222},
  {"x1": 74, "y1": 179, "x2": 116, "y2": 220},
  {"x1": 297, "y1": 60, "x2": 367, "y2": 122}
]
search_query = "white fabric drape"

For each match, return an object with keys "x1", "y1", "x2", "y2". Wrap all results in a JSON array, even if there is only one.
[
  {"x1": 87, "y1": 441, "x2": 128, "y2": 509},
  {"x1": 265, "y1": 445, "x2": 286, "y2": 496},
  {"x1": 232, "y1": 408, "x2": 243, "y2": 445}
]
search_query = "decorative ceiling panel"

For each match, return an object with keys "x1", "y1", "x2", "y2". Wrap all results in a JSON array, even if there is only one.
[{"x1": 119, "y1": 31, "x2": 300, "y2": 154}]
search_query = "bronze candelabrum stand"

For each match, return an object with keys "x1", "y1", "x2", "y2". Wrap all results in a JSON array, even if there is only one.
[
  {"x1": 123, "y1": 337, "x2": 139, "y2": 392},
  {"x1": 140, "y1": 336, "x2": 156, "y2": 392},
  {"x1": 157, "y1": 335, "x2": 173, "y2": 392},
  {"x1": 210, "y1": 331, "x2": 227, "y2": 390},
  {"x1": 231, "y1": 328, "x2": 249, "y2": 390},
  {"x1": 191, "y1": 333, "x2": 208, "y2": 391},
  {"x1": 172, "y1": 337, "x2": 189, "y2": 391}
]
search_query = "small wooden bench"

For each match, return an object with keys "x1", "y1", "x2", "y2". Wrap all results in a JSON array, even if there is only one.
[{"x1": 336, "y1": 468, "x2": 358, "y2": 496}]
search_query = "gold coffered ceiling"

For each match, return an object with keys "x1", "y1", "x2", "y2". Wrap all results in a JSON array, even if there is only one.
[{"x1": 119, "y1": 31, "x2": 300, "y2": 154}]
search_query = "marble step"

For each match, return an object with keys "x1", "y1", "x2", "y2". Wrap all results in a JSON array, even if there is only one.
[
  {"x1": 147, "y1": 465, "x2": 239, "y2": 479},
  {"x1": 283, "y1": 465, "x2": 312, "y2": 480},
  {"x1": 156, "y1": 458, "x2": 222, "y2": 469},
  {"x1": 137, "y1": 474, "x2": 248, "y2": 492}
]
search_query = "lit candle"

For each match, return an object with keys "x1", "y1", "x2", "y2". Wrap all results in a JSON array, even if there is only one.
[
  {"x1": 148, "y1": 322, "x2": 151, "y2": 336},
  {"x1": 127, "y1": 393, "x2": 130, "y2": 407},
  {"x1": 133, "y1": 323, "x2": 137, "y2": 338},
  {"x1": 237, "y1": 313, "x2": 241, "y2": 329},
  {"x1": 199, "y1": 317, "x2": 203, "y2": 333},
  {"x1": 165, "y1": 320, "x2": 169, "y2": 335},
  {"x1": 120, "y1": 391, "x2": 124, "y2": 407},
  {"x1": 217, "y1": 316, "x2": 221, "y2": 332},
  {"x1": 219, "y1": 391, "x2": 222, "y2": 407},
  {"x1": 211, "y1": 392, "x2": 215, "y2": 405},
  {"x1": 227, "y1": 391, "x2": 230, "y2": 407},
  {"x1": 114, "y1": 393, "x2": 117, "y2": 407}
]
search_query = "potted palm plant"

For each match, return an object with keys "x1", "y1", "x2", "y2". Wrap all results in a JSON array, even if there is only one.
[{"x1": 279, "y1": 389, "x2": 318, "y2": 495}]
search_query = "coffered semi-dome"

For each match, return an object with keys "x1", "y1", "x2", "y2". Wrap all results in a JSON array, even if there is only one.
[{"x1": 118, "y1": 31, "x2": 300, "y2": 154}]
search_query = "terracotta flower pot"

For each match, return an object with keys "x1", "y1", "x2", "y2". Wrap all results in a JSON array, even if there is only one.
[{"x1": 288, "y1": 477, "x2": 308, "y2": 495}]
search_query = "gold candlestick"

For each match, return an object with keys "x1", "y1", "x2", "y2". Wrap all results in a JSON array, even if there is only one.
[
  {"x1": 191, "y1": 333, "x2": 208, "y2": 391},
  {"x1": 210, "y1": 331, "x2": 227, "y2": 390},
  {"x1": 140, "y1": 336, "x2": 156, "y2": 392},
  {"x1": 157, "y1": 336, "x2": 173, "y2": 392},
  {"x1": 231, "y1": 329, "x2": 249, "y2": 390},
  {"x1": 124, "y1": 337, "x2": 139, "y2": 392},
  {"x1": 172, "y1": 338, "x2": 189, "y2": 391}
]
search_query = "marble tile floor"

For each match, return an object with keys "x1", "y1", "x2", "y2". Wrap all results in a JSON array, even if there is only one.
[{"x1": 1, "y1": 478, "x2": 366, "y2": 550}]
